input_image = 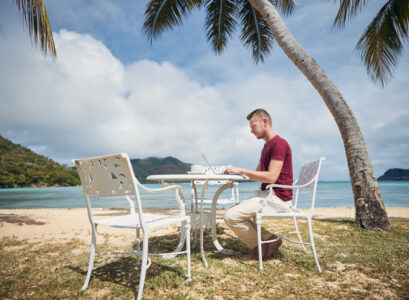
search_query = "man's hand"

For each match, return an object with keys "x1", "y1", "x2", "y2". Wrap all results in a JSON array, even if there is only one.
[
  {"x1": 224, "y1": 167, "x2": 243, "y2": 174},
  {"x1": 223, "y1": 160, "x2": 283, "y2": 183}
]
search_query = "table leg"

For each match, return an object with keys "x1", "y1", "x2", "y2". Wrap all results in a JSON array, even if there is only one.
[{"x1": 211, "y1": 181, "x2": 234, "y2": 255}]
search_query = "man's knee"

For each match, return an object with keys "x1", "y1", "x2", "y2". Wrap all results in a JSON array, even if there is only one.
[{"x1": 224, "y1": 207, "x2": 235, "y2": 225}]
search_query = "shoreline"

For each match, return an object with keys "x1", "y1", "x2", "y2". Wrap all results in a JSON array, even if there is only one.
[{"x1": 1, "y1": 207, "x2": 408, "y2": 245}]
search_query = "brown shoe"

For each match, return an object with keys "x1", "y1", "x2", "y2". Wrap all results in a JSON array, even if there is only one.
[
  {"x1": 263, "y1": 235, "x2": 282, "y2": 259},
  {"x1": 252, "y1": 235, "x2": 282, "y2": 260},
  {"x1": 252, "y1": 245, "x2": 265, "y2": 260}
]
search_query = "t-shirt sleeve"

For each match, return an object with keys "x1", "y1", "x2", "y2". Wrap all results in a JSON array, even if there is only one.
[{"x1": 269, "y1": 140, "x2": 287, "y2": 161}]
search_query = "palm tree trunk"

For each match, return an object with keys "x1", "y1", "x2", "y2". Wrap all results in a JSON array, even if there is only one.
[{"x1": 249, "y1": 0, "x2": 390, "y2": 230}]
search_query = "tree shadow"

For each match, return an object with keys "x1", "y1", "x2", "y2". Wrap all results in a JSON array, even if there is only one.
[{"x1": 0, "y1": 214, "x2": 45, "y2": 225}]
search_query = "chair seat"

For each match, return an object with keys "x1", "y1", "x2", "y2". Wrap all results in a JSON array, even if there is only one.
[
  {"x1": 201, "y1": 198, "x2": 237, "y2": 205},
  {"x1": 95, "y1": 213, "x2": 186, "y2": 230},
  {"x1": 258, "y1": 208, "x2": 312, "y2": 218}
]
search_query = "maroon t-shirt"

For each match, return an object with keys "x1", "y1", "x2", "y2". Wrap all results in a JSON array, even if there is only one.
[{"x1": 259, "y1": 135, "x2": 293, "y2": 201}]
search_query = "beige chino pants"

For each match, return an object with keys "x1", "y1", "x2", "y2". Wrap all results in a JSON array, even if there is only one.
[{"x1": 223, "y1": 190, "x2": 292, "y2": 249}]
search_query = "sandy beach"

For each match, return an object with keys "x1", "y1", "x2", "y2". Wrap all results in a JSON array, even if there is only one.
[{"x1": 1, "y1": 207, "x2": 408, "y2": 245}]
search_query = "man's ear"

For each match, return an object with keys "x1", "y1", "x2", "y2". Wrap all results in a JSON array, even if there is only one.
[{"x1": 263, "y1": 118, "x2": 269, "y2": 126}]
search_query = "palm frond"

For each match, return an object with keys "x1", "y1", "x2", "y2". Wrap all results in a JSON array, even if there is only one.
[
  {"x1": 239, "y1": 0, "x2": 274, "y2": 63},
  {"x1": 271, "y1": 0, "x2": 298, "y2": 16},
  {"x1": 143, "y1": 0, "x2": 203, "y2": 42},
  {"x1": 205, "y1": 0, "x2": 237, "y2": 53},
  {"x1": 15, "y1": 0, "x2": 56, "y2": 59},
  {"x1": 356, "y1": 0, "x2": 409, "y2": 86},
  {"x1": 332, "y1": 0, "x2": 371, "y2": 29}
]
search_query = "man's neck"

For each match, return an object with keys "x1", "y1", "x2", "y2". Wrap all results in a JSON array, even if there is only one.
[{"x1": 263, "y1": 129, "x2": 276, "y2": 143}]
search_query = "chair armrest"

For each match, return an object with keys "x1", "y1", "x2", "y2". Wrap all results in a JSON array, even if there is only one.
[
  {"x1": 266, "y1": 182, "x2": 312, "y2": 190},
  {"x1": 138, "y1": 184, "x2": 182, "y2": 193},
  {"x1": 266, "y1": 183, "x2": 297, "y2": 190}
]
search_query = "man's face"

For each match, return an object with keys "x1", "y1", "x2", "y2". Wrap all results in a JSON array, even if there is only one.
[{"x1": 249, "y1": 117, "x2": 266, "y2": 139}]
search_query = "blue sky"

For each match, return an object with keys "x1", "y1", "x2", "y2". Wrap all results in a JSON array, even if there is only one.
[{"x1": 0, "y1": 0, "x2": 408, "y2": 180}]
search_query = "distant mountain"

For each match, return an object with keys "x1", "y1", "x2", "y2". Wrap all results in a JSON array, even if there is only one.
[
  {"x1": 378, "y1": 168, "x2": 409, "y2": 181},
  {"x1": 131, "y1": 156, "x2": 191, "y2": 183},
  {"x1": 0, "y1": 135, "x2": 80, "y2": 188}
]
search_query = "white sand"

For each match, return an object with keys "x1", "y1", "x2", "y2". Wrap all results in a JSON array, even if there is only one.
[{"x1": 0, "y1": 207, "x2": 407, "y2": 245}]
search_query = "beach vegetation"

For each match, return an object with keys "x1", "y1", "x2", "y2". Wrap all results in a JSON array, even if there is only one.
[
  {"x1": 0, "y1": 135, "x2": 80, "y2": 188},
  {"x1": 143, "y1": 0, "x2": 391, "y2": 230},
  {"x1": 0, "y1": 218, "x2": 408, "y2": 298}
]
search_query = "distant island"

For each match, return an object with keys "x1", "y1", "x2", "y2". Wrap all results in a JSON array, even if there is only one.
[
  {"x1": 0, "y1": 135, "x2": 191, "y2": 188},
  {"x1": 378, "y1": 168, "x2": 409, "y2": 181}
]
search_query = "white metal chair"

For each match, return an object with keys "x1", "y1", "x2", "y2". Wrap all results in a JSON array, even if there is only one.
[
  {"x1": 256, "y1": 157, "x2": 325, "y2": 272},
  {"x1": 73, "y1": 153, "x2": 191, "y2": 300}
]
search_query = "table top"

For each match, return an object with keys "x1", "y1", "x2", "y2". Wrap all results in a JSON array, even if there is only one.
[{"x1": 147, "y1": 173, "x2": 249, "y2": 182}]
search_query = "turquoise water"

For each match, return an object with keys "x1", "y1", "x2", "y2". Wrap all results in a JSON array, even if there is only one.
[{"x1": 0, "y1": 181, "x2": 408, "y2": 209}]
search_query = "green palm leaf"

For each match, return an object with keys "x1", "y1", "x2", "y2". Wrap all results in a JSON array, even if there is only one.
[
  {"x1": 239, "y1": 0, "x2": 274, "y2": 63},
  {"x1": 273, "y1": 0, "x2": 298, "y2": 16},
  {"x1": 143, "y1": 0, "x2": 202, "y2": 41},
  {"x1": 15, "y1": 0, "x2": 56, "y2": 59},
  {"x1": 205, "y1": 0, "x2": 237, "y2": 53},
  {"x1": 332, "y1": 0, "x2": 370, "y2": 29},
  {"x1": 356, "y1": 0, "x2": 409, "y2": 86}
]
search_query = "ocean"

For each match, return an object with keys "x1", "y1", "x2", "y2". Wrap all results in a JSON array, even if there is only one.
[{"x1": 0, "y1": 181, "x2": 408, "y2": 209}]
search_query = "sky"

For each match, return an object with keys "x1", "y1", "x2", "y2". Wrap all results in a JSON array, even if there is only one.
[{"x1": 0, "y1": 0, "x2": 408, "y2": 181}]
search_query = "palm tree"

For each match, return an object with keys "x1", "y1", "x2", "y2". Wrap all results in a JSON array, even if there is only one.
[
  {"x1": 333, "y1": 0, "x2": 409, "y2": 87},
  {"x1": 15, "y1": 0, "x2": 56, "y2": 59},
  {"x1": 144, "y1": 0, "x2": 391, "y2": 230}
]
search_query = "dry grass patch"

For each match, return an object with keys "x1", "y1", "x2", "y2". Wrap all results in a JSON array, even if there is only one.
[{"x1": 0, "y1": 220, "x2": 408, "y2": 299}]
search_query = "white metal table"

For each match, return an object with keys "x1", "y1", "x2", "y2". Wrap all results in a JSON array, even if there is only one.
[{"x1": 147, "y1": 173, "x2": 248, "y2": 267}]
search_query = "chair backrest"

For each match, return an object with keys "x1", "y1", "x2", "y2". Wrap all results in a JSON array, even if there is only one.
[
  {"x1": 73, "y1": 153, "x2": 139, "y2": 197},
  {"x1": 73, "y1": 153, "x2": 187, "y2": 232},
  {"x1": 293, "y1": 157, "x2": 325, "y2": 210},
  {"x1": 296, "y1": 159, "x2": 323, "y2": 188},
  {"x1": 73, "y1": 153, "x2": 145, "y2": 223}
]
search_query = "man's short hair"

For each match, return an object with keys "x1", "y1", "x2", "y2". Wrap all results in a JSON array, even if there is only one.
[{"x1": 247, "y1": 109, "x2": 272, "y2": 125}]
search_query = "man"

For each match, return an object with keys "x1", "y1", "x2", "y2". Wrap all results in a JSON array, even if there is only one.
[{"x1": 224, "y1": 108, "x2": 293, "y2": 259}]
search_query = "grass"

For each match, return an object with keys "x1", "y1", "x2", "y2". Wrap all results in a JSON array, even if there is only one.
[{"x1": 1, "y1": 219, "x2": 408, "y2": 299}]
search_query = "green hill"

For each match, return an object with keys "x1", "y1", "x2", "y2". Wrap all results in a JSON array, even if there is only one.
[
  {"x1": 131, "y1": 156, "x2": 191, "y2": 183},
  {"x1": 0, "y1": 135, "x2": 192, "y2": 187},
  {"x1": 0, "y1": 135, "x2": 80, "y2": 188},
  {"x1": 378, "y1": 168, "x2": 409, "y2": 181}
]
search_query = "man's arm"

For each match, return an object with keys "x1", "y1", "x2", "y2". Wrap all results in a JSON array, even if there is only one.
[
  {"x1": 256, "y1": 162, "x2": 261, "y2": 171},
  {"x1": 225, "y1": 159, "x2": 283, "y2": 184}
]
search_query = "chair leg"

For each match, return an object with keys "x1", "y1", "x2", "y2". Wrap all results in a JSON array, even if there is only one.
[
  {"x1": 200, "y1": 211, "x2": 208, "y2": 268},
  {"x1": 81, "y1": 225, "x2": 98, "y2": 291},
  {"x1": 256, "y1": 216, "x2": 263, "y2": 271},
  {"x1": 185, "y1": 220, "x2": 191, "y2": 281},
  {"x1": 136, "y1": 234, "x2": 149, "y2": 300},
  {"x1": 135, "y1": 228, "x2": 141, "y2": 265},
  {"x1": 293, "y1": 216, "x2": 306, "y2": 251},
  {"x1": 175, "y1": 220, "x2": 187, "y2": 252},
  {"x1": 161, "y1": 221, "x2": 187, "y2": 260},
  {"x1": 307, "y1": 217, "x2": 322, "y2": 273}
]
